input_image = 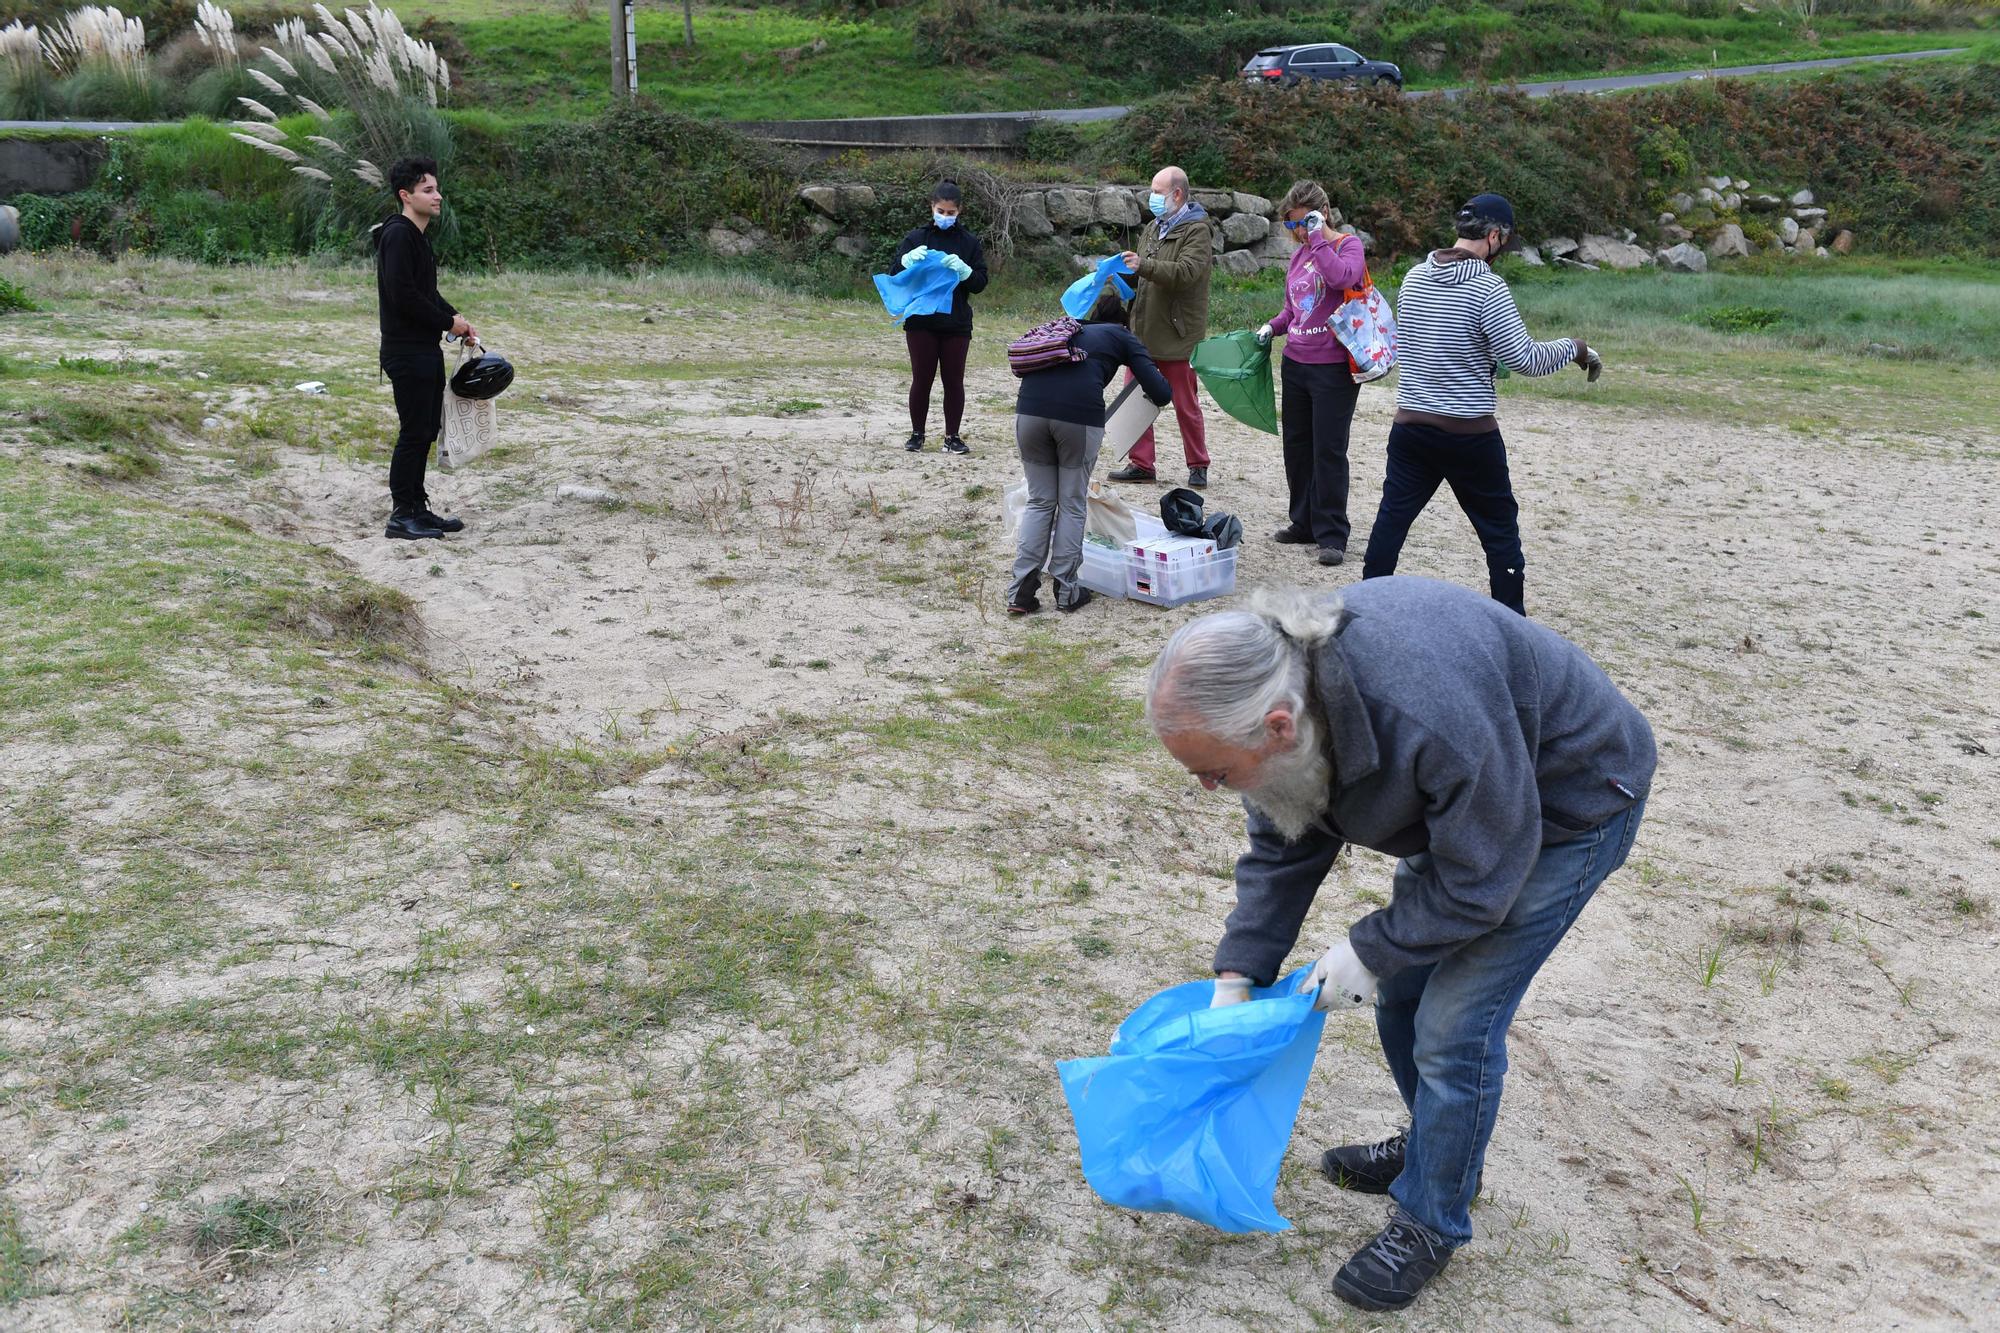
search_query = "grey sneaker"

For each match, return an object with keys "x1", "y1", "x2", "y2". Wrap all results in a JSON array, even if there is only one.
[{"x1": 1333, "y1": 1205, "x2": 1454, "y2": 1313}]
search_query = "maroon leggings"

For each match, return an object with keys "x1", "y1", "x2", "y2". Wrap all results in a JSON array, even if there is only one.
[{"x1": 905, "y1": 328, "x2": 970, "y2": 437}]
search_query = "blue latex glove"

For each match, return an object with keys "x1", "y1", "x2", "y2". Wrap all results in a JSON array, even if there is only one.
[
  {"x1": 942, "y1": 254, "x2": 973, "y2": 280},
  {"x1": 901, "y1": 246, "x2": 931, "y2": 270}
]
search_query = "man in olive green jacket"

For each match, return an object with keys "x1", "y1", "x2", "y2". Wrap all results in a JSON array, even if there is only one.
[{"x1": 1111, "y1": 165, "x2": 1215, "y2": 488}]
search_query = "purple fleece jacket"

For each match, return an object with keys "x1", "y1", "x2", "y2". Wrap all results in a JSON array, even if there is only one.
[{"x1": 1266, "y1": 231, "x2": 1368, "y2": 366}]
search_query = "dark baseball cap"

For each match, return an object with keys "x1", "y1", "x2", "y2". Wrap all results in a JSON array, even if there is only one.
[{"x1": 1457, "y1": 193, "x2": 1515, "y2": 230}]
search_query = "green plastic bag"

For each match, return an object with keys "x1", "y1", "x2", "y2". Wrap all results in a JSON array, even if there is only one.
[{"x1": 1191, "y1": 331, "x2": 1278, "y2": 436}]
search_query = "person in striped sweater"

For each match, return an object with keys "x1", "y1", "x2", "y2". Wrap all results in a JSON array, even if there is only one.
[{"x1": 1358, "y1": 194, "x2": 1599, "y2": 615}]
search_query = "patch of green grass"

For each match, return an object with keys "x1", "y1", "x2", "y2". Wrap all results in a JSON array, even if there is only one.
[
  {"x1": 0, "y1": 1197, "x2": 38, "y2": 1305},
  {"x1": 0, "y1": 276, "x2": 37, "y2": 314},
  {"x1": 183, "y1": 1195, "x2": 317, "y2": 1273},
  {"x1": 1696, "y1": 304, "x2": 1787, "y2": 334}
]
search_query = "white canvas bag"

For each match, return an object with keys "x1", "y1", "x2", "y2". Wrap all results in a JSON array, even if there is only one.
[{"x1": 437, "y1": 342, "x2": 498, "y2": 471}]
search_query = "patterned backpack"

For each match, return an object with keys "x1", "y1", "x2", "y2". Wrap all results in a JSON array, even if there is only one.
[{"x1": 1008, "y1": 317, "x2": 1087, "y2": 377}]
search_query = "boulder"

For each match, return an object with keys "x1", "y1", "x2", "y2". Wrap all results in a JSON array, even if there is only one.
[
  {"x1": 798, "y1": 185, "x2": 840, "y2": 218},
  {"x1": 706, "y1": 226, "x2": 753, "y2": 259},
  {"x1": 1096, "y1": 186, "x2": 1143, "y2": 227},
  {"x1": 1659, "y1": 242, "x2": 1708, "y2": 273},
  {"x1": 1778, "y1": 216, "x2": 1800, "y2": 245},
  {"x1": 1696, "y1": 186, "x2": 1722, "y2": 206},
  {"x1": 1232, "y1": 191, "x2": 1274, "y2": 218},
  {"x1": 1706, "y1": 175, "x2": 1732, "y2": 192},
  {"x1": 1011, "y1": 192, "x2": 1054, "y2": 238},
  {"x1": 1669, "y1": 192, "x2": 1697, "y2": 215},
  {"x1": 806, "y1": 215, "x2": 836, "y2": 237},
  {"x1": 1707, "y1": 223, "x2": 1752, "y2": 260},
  {"x1": 1576, "y1": 234, "x2": 1652, "y2": 270},
  {"x1": 1543, "y1": 236, "x2": 1579, "y2": 259},
  {"x1": 1831, "y1": 229, "x2": 1854, "y2": 255},
  {"x1": 0, "y1": 204, "x2": 17, "y2": 255},
  {"x1": 1747, "y1": 193, "x2": 1784, "y2": 212},
  {"x1": 1661, "y1": 224, "x2": 1693, "y2": 244},
  {"x1": 1192, "y1": 189, "x2": 1235, "y2": 215},
  {"x1": 832, "y1": 235, "x2": 868, "y2": 259},
  {"x1": 1722, "y1": 191, "x2": 1742, "y2": 212},
  {"x1": 839, "y1": 185, "x2": 877, "y2": 214},
  {"x1": 1658, "y1": 212, "x2": 1677, "y2": 226},
  {"x1": 1216, "y1": 248, "x2": 1262, "y2": 278},
  {"x1": 1732, "y1": 178, "x2": 1749, "y2": 191},
  {"x1": 1210, "y1": 228, "x2": 1225, "y2": 255},
  {"x1": 1790, "y1": 188, "x2": 1815, "y2": 207},
  {"x1": 1517, "y1": 245, "x2": 1544, "y2": 267},
  {"x1": 1220, "y1": 211, "x2": 1272, "y2": 247},
  {"x1": 1070, "y1": 254, "x2": 1099, "y2": 273},
  {"x1": 1252, "y1": 234, "x2": 1293, "y2": 268},
  {"x1": 1336, "y1": 225, "x2": 1376, "y2": 249},
  {"x1": 1792, "y1": 206, "x2": 1828, "y2": 224},
  {"x1": 1045, "y1": 188, "x2": 1097, "y2": 229},
  {"x1": 1621, "y1": 228, "x2": 1639, "y2": 244}
]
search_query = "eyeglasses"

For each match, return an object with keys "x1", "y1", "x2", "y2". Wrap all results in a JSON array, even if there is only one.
[{"x1": 1281, "y1": 218, "x2": 1311, "y2": 230}]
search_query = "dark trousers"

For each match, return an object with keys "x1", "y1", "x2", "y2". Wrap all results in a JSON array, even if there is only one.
[
  {"x1": 1361, "y1": 420, "x2": 1527, "y2": 614},
  {"x1": 1280, "y1": 356, "x2": 1360, "y2": 551},
  {"x1": 383, "y1": 349, "x2": 446, "y2": 512},
  {"x1": 905, "y1": 329, "x2": 970, "y2": 437}
]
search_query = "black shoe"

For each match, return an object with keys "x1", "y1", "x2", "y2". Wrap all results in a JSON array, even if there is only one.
[
  {"x1": 1321, "y1": 1129, "x2": 1405, "y2": 1194},
  {"x1": 1057, "y1": 587, "x2": 1094, "y2": 614},
  {"x1": 421, "y1": 508, "x2": 465, "y2": 533},
  {"x1": 903, "y1": 432, "x2": 925, "y2": 452},
  {"x1": 1333, "y1": 1208, "x2": 1454, "y2": 1313},
  {"x1": 1272, "y1": 525, "x2": 1313, "y2": 545},
  {"x1": 942, "y1": 435, "x2": 970, "y2": 456},
  {"x1": 1007, "y1": 593, "x2": 1041, "y2": 616},
  {"x1": 1317, "y1": 546, "x2": 1346, "y2": 567},
  {"x1": 1107, "y1": 464, "x2": 1155, "y2": 483},
  {"x1": 1186, "y1": 467, "x2": 1207, "y2": 489},
  {"x1": 385, "y1": 510, "x2": 445, "y2": 541}
]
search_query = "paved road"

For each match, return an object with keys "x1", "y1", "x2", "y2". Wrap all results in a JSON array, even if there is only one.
[{"x1": 1010, "y1": 46, "x2": 1971, "y2": 124}]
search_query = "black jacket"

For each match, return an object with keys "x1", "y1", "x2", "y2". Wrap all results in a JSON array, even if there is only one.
[
  {"x1": 890, "y1": 222, "x2": 988, "y2": 336},
  {"x1": 1013, "y1": 322, "x2": 1173, "y2": 428},
  {"x1": 374, "y1": 214, "x2": 457, "y2": 356}
]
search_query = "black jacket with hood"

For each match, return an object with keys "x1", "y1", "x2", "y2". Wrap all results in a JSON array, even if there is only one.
[
  {"x1": 890, "y1": 221, "x2": 989, "y2": 337},
  {"x1": 374, "y1": 213, "x2": 457, "y2": 359}
]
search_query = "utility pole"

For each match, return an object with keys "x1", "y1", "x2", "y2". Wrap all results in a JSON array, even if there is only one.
[
  {"x1": 609, "y1": 0, "x2": 637, "y2": 101},
  {"x1": 683, "y1": 0, "x2": 694, "y2": 49}
]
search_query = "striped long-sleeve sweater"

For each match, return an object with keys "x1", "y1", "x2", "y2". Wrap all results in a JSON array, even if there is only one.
[{"x1": 1394, "y1": 250, "x2": 1576, "y2": 420}]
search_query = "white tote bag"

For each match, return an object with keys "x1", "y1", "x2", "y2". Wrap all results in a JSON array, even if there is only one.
[{"x1": 437, "y1": 344, "x2": 498, "y2": 471}]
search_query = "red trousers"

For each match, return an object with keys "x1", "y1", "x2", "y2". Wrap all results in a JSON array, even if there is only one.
[{"x1": 1126, "y1": 359, "x2": 1209, "y2": 471}]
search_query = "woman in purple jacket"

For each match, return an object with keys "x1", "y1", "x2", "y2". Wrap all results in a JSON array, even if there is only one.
[{"x1": 1258, "y1": 180, "x2": 1370, "y2": 567}]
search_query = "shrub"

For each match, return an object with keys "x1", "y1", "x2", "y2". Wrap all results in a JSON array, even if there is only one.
[
  {"x1": 0, "y1": 274, "x2": 37, "y2": 312},
  {"x1": 1698, "y1": 305, "x2": 1787, "y2": 332}
]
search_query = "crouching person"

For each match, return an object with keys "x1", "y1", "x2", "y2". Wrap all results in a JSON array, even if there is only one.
[
  {"x1": 1144, "y1": 576, "x2": 1656, "y2": 1312},
  {"x1": 1007, "y1": 294, "x2": 1172, "y2": 615}
]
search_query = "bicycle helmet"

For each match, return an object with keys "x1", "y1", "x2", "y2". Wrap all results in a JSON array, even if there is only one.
[{"x1": 450, "y1": 350, "x2": 515, "y2": 401}]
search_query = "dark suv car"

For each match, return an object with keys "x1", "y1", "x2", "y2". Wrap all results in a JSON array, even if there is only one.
[{"x1": 1241, "y1": 45, "x2": 1403, "y2": 91}]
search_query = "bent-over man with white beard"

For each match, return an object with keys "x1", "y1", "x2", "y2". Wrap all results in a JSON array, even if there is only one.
[{"x1": 1145, "y1": 577, "x2": 1655, "y2": 1313}]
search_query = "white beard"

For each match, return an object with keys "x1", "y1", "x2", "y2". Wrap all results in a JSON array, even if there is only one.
[{"x1": 1237, "y1": 716, "x2": 1332, "y2": 843}]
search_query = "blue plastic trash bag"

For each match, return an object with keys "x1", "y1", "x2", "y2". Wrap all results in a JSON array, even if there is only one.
[
  {"x1": 873, "y1": 251, "x2": 962, "y2": 326},
  {"x1": 1061, "y1": 255, "x2": 1136, "y2": 321},
  {"x1": 1057, "y1": 967, "x2": 1327, "y2": 1234}
]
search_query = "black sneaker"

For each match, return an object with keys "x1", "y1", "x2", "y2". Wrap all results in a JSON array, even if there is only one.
[
  {"x1": 1320, "y1": 1129, "x2": 1406, "y2": 1194},
  {"x1": 1272, "y1": 526, "x2": 1313, "y2": 545},
  {"x1": 1186, "y1": 466, "x2": 1208, "y2": 489},
  {"x1": 903, "y1": 432, "x2": 926, "y2": 452},
  {"x1": 385, "y1": 509, "x2": 445, "y2": 541},
  {"x1": 1317, "y1": 546, "x2": 1346, "y2": 567},
  {"x1": 1057, "y1": 587, "x2": 1094, "y2": 614},
  {"x1": 421, "y1": 508, "x2": 465, "y2": 533},
  {"x1": 1332, "y1": 1207, "x2": 1454, "y2": 1313},
  {"x1": 1107, "y1": 464, "x2": 1155, "y2": 483},
  {"x1": 1007, "y1": 593, "x2": 1041, "y2": 616},
  {"x1": 942, "y1": 435, "x2": 970, "y2": 455}
]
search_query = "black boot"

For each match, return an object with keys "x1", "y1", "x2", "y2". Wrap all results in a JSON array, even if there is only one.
[
  {"x1": 421, "y1": 507, "x2": 465, "y2": 533},
  {"x1": 1489, "y1": 564, "x2": 1526, "y2": 616},
  {"x1": 1107, "y1": 464, "x2": 1155, "y2": 483},
  {"x1": 386, "y1": 507, "x2": 445, "y2": 540},
  {"x1": 1320, "y1": 1129, "x2": 1405, "y2": 1194},
  {"x1": 1332, "y1": 1207, "x2": 1454, "y2": 1313}
]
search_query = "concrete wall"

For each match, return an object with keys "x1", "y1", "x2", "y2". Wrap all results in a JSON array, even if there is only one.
[{"x1": 0, "y1": 136, "x2": 109, "y2": 199}]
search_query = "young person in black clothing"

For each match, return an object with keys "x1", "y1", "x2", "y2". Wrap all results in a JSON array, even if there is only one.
[
  {"x1": 376, "y1": 155, "x2": 478, "y2": 540},
  {"x1": 892, "y1": 180, "x2": 988, "y2": 455},
  {"x1": 1007, "y1": 294, "x2": 1173, "y2": 615}
]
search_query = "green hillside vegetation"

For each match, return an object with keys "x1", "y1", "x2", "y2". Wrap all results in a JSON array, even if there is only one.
[{"x1": 0, "y1": 0, "x2": 1993, "y2": 120}]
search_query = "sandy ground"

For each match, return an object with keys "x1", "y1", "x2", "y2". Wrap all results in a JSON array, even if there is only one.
[{"x1": 4, "y1": 262, "x2": 1998, "y2": 1330}]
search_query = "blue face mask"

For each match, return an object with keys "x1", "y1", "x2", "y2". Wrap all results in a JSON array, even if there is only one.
[
  {"x1": 1148, "y1": 192, "x2": 1169, "y2": 218},
  {"x1": 932, "y1": 211, "x2": 957, "y2": 229}
]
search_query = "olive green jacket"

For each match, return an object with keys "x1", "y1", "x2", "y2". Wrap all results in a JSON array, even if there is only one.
[{"x1": 1129, "y1": 205, "x2": 1215, "y2": 362}]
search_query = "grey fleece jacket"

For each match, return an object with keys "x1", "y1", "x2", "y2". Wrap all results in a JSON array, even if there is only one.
[{"x1": 1213, "y1": 576, "x2": 1656, "y2": 986}]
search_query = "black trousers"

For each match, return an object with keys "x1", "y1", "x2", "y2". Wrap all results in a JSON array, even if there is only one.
[
  {"x1": 1280, "y1": 356, "x2": 1360, "y2": 551},
  {"x1": 383, "y1": 349, "x2": 446, "y2": 512},
  {"x1": 1360, "y1": 420, "x2": 1527, "y2": 615}
]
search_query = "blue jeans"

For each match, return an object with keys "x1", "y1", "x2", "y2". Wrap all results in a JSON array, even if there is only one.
[{"x1": 1374, "y1": 800, "x2": 1645, "y2": 1246}]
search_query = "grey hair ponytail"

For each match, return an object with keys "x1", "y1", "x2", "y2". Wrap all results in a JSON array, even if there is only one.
[{"x1": 1146, "y1": 587, "x2": 1341, "y2": 744}]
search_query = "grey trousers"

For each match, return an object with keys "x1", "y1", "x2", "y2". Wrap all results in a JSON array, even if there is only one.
[{"x1": 1009, "y1": 414, "x2": 1103, "y2": 608}]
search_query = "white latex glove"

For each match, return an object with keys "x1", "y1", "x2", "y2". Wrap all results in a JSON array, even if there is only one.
[
  {"x1": 1209, "y1": 975, "x2": 1253, "y2": 1008},
  {"x1": 1302, "y1": 210, "x2": 1326, "y2": 235},
  {"x1": 901, "y1": 246, "x2": 931, "y2": 270},
  {"x1": 942, "y1": 254, "x2": 973, "y2": 279},
  {"x1": 1255, "y1": 323, "x2": 1274, "y2": 347},
  {"x1": 1307, "y1": 938, "x2": 1378, "y2": 1011}
]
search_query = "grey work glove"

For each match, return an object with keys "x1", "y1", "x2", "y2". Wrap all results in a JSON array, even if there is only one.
[
  {"x1": 1210, "y1": 975, "x2": 1253, "y2": 1008},
  {"x1": 1583, "y1": 347, "x2": 1603, "y2": 382},
  {"x1": 1255, "y1": 324, "x2": 1274, "y2": 347},
  {"x1": 1306, "y1": 938, "x2": 1379, "y2": 1011}
]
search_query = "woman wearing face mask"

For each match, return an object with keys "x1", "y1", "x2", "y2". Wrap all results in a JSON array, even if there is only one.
[
  {"x1": 1257, "y1": 180, "x2": 1368, "y2": 568},
  {"x1": 892, "y1": 181, "x2": 989, "y2": 455}
]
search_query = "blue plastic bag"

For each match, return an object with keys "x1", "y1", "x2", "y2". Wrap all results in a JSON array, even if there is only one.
[
  {"x1": 1061, "y1": 255, "x2": 1136, "y2": 321},
  {"x1": 1057, "y1": 967, "x2": 1327, "y2": 1233},
  {"x1": 873, "y1": 251, "x2": 962, "y2": 326}
]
